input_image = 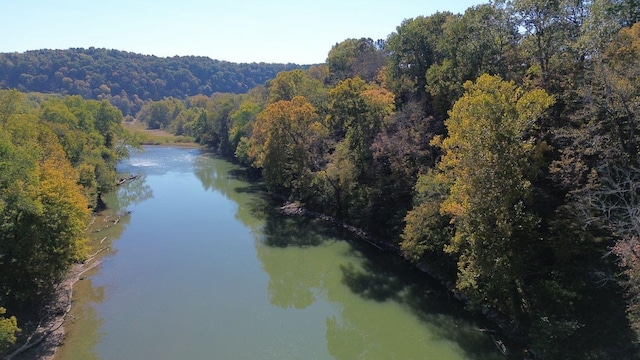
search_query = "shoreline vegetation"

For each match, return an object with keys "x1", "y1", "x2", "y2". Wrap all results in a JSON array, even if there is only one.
[
  {"x1": 6, "y1": 210, "x2": 125, "y2": 360},
  {"x1": 9, "y1": 168, "x2": 142, "y2": 359},
  {"x1": 12, "y1": 172, "x2": 516, "y2": 360},
  {"x1": 279, "y1": 200, "x2": 514, "y2": 356},
  {"x1": 4, "y1": 130, "x2": 191, "y2": 360},
  {"x1": 123, "y1": 120, "x2": 199, "y2": 147},
  {"x1": 2, "y1": 2, "x2": 638, "y2": 358}
]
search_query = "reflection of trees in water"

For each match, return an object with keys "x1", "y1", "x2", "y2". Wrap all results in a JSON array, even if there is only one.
[
  {"x1": 112, "y1": 175, "x2": 153, "y2": 210},
  {"x1": 261, "y1": 215, "x2": 335, "y2": 248},
  {"x1": 60, "y1": 216, "x2": 124, "y2": 360},
  {"x1": 195, "y1": 159, "x2": 263, "y2": 197},
  {"x1": 193, "y1": 155, "x2": 255, "y2": 195},
  {"x1": 193, "y1": 157, "x2": 220, "y2": 193},
  {"x1": 57, "y1": 276, "x2": 105, "y2": 360},
  {"x1": 193, "y1": 155, "x2": 268, "y2": 229},
  {"x1": 255, "y1": 214, "x2": 346, "y2": 310},
  {"x1": 329, "y1": 243, "x2": 502, "y2": 360},
  {"x1": 194, "y1": 153, "x2": 334, "y2": 310},
  {"x1": 187, "y1": 151, "x2": 501, "y2": 359},
  {"x1": 254, "y1": 204, "x2": 502, "y2": 359}
]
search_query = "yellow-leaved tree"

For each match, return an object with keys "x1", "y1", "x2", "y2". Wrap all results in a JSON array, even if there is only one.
[
  {"x1": 404, "y1": 74, "x2": 554, "y2": 323},
  {"x1": 0, "y1": 90, "x2": 89, "y2": 306},
  {"x1": 0, "y1": 307, "x2": 19, "y2": 352},
  {"x1": 249, "y1": 96, "x2": 328, "y2": 196}
]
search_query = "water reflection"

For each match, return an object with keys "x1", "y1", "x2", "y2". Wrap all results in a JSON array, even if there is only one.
[
  {"x1": 262, "y1": 215, "x2": 336, "y2": 248},
  {"x1": 190, "y1": 150, "x2": 503, "y2": 360},
  {"x1": 58, "y1": 147, "x2": 503, "y2": 360},
  {"x1": 332, "y1": 244, "x2": 500, "y2": 360},
  {"x1": 255, "y1": 211, "x2": 501, "y2": 360},
  {"x1": 193, "y1": 155, "x2": 266, "y2": 229},
  {"x1": 110, "y1": 175, "x2": 153, "y2": 210},
  {"x1": 56, "y1": 182, "x2": 136, "y2": 360},
  {"x1": 58, "y1": 276, "x2": 105, "y2": 360},
  {"x1": 254, "y1": 217, "x2": 335, "y2": 310}
]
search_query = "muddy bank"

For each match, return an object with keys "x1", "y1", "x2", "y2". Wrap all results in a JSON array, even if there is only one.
[
  {"x1": 6, "y1": 261, "x2": 101, "y2": 360},
  {"x1": 4, "y1": 210, "x2": 124, "y2": 360}
]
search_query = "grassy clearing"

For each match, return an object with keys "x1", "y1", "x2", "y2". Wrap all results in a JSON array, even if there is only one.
[{"x1": 124, "y1": 121, "x2": 198, "y2": 147}]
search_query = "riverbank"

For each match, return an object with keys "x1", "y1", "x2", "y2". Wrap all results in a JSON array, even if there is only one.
[
  {"x1": 279, "y1": 200, "x2": 517, "y2": 358},
  {"x1": 9, "y1": 146, "x2": 516, "y2": 359},
  {"x1": 5, "y1": 210, "x2": 125, "y2": 360}
]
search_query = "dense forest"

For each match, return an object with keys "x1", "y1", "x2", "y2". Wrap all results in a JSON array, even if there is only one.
[
  {"x1": 0, "y1": 91, "x2": 132, "y2": 353},
  {"x1": 0, "y1": 48, "x2": 304, "y2": 116},
  {"x1": 1, "y1": 0, "x2": 639, "y2": 358}
]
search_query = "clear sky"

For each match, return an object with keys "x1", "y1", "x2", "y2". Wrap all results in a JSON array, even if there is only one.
[{"x1": 1, "y1": 0, "x2": 487, "y2": 64}]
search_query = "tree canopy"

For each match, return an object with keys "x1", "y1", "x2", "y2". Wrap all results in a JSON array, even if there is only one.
[
  {"x1": 2, "y1": 1, "x2": 639, "y2": 357},
  {"x1": 0, "y1": 90, "x2": 131, "y2": 352},
  {"x1": 0, "y1": 48, "x2": 305, "y2": 116}
]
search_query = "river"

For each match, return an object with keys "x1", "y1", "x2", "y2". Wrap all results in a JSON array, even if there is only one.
[{"x1": 55, "y1": 146, "x2": 501, "y2": 360}]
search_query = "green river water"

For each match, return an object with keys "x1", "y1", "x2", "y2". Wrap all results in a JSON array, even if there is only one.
[{"x1": 54, "y1": 146, "x2": 502, "y2": 360}]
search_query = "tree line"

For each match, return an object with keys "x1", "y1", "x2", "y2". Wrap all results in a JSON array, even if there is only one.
[
  {"x1": 0, "y1": 0, "x2": 638, "y2": 357},
  {"x1": 0, "y1": 48, "x2": 305, "y2": 116},
  {"x1": 0, "y1": 90, "x2": 131, "y2": 352},
  {"x1": 135, "y1": 1, "x2": 639, "y2": 358}
]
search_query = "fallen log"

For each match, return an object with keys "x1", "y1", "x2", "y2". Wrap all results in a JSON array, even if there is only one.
[{"x1": 116, "y1": 174, "x2": 140, "y2": 186}]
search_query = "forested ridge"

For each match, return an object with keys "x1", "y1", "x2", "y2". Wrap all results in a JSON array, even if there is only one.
[
  {"x1": 0, "y1": 47, "x2": 304, "y2": 116},
  {"x1": 1, "y1": 0, "x2": 639, "y2": 358}
]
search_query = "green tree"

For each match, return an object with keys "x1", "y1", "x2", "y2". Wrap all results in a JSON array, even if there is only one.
[
  {"x1": 39, "y1": 96, "x2": 128, "y2": 206},
  {"x1": 321, "y1": 78, "x2": 395, "y2": 225},
  {"x1": 0, "y1": 95, "x2": 89, "y2": 304},
  {"x1": 249, "y1": 96, "x2": 328, "y2": 196},
  {"x1": 204, "y1": 93, "x2": 239, "y2": 155},
  {"x1": 138, "y1": 98, "x2": 185, "y2": 130},
  {"x1": 438, "y1": 74, "x2": 554, "y2": 319},
  {"x1": 326, "y1": 38, "x2": 386, "y2": 83},
  {"x1": 95, "y1": 100, "x2": 124, "y2": 147},
  {"x1": 0, "y1": 127, "x2": 89, "y2": 303},
  {"x1": 229, "y1": 101, "x2": 261, "y2": 164},
  {"x1": 266, "y1": 69, "x2": 327, "y2": 109},
  {"x1": 401, "y1": 169, "x2": 453, "y2": 262},
  {"x1": 426, "y1": 4, "x2": 519, "y2": 119},
  {"x1": 386, "y1": 13, "x2": 452, "y2": 101},
  {"x1": 511, "y1": 0, "x2": 591, "y2": 91},
  {"x1": 327, "y1": 77, "x2": 394, "y2": 176}
]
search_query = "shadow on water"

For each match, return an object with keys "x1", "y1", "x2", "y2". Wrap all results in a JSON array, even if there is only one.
[
  {"x1": 257, "y1": 204, "x2": 503, "y2": 359},
  {"x1": 338, "y1": 232, "x2": 640, "y2": 359},
  {"x1": 262, "y1": 214, "x2": 340, "y2": 248},
  {"x1": 191, "y1": 150, "x2": 505, "y2": 359},
  {"x1": 227, "y1": 167, "x2": 263, "y2": 182},
  {"x1": 229, "y1": 168, "x2": 267, "y2": 196},
  {"x1": 338, "y1": 241, "x2": 501, "y2": 359}
]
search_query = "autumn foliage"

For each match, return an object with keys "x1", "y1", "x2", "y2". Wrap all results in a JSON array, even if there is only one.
[
  {"x1": 0, "y1": 90, "x2": 129, "y2": 351},
  {"x1": 1, "y1": 1, "x2": 638, "y2": 357}
]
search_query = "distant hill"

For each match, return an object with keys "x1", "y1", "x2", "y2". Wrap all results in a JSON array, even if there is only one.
[{"x1": 0, "y1": 48, "x2": 306, "y2": 115}]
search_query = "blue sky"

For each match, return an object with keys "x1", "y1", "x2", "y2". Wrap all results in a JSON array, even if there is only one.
[{"x1": 1, "y1": 0, "x2": 487, "y2": 64}]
